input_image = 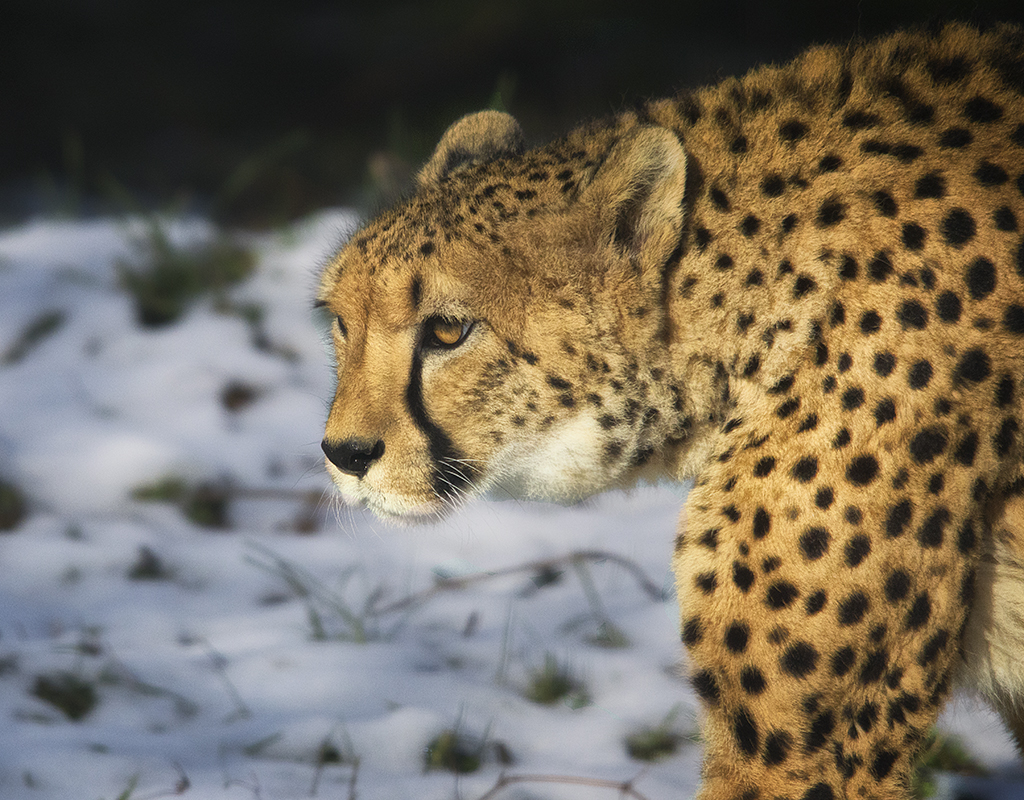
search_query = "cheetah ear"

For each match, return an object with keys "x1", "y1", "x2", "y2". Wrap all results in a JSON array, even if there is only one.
[
  {"x1": 417, "y1": 110, "x2": 525, "y2": 189},
  {"x1": 584, "y1": 127, "x2": 687, "y2": 270}
]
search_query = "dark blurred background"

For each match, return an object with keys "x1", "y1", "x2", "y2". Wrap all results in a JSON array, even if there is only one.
[{"x1": 7, "y1": 0, "x2": 1024, "y2": 226}]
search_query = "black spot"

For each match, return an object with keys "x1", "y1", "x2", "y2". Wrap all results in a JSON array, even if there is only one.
[
  {"x1": 831, "y1": 301, "x2": 846, "y2": 326},
  {"x1": 1004, "y1": 305, "x2": 1024, "y2": 334},
  {"x1": 699, "y1": 528, "x2": 719, "y2": 550},
  {"x1": 859, "y1": 648, "x2": 889, "y2": 684},
  {"x1": 733, "y1": 562, "x2": 755, "y2": 592},
  {"x1": 716, "y1": 254, "x2": 734, "y2": 271},
  {"x1": 846, "y1": 455, "x2": 878, "y2": 486},
  {"x1": 762, "y1": 174, "x2": 785, "y2": 196},
  {"x1": 975, "y1": 160, "x2": 1009, "y2": 186},
  {"x1": 873, "y1": 398, "x2": 897, "y2": 426},
  {"x1": 780, "y1": 119, "x2": 808, "y2": 142},
  {"x1": 794, "y1": 275, "x2": 817, "y2": 298},
  {"x1": 886, "y1": 570, "x2": 911, "y2": 603},
  {"x1": 792, "y1": 456, "x2": 819, "y2": 483},
  {"x1": 845, "y1": 506, "x2": 863, "y2": 525},
  {"x1": 838, "y1": 592, "x2": 869, "y2": 625},
  {"x1": 804, "y1": 709, "x2": 834, "y2": 752},
  {"x1": 897, "y1": 300, "x2": 928, "y2": 330},
  {"x1": 868, "y1": 251, "x2": 894, "y2": 282},
  {"x1": 819, "y1": 154, "x2": 843, "y2": 172},
  {"x1": 782, "y1": 214, "x2": 799, "y2": 233},
  {"x1": 938, "y1": 127, "x2": 973, "y2": 148},
  {"x1": 767, "y1": 581, "x2": 799, "y2": 609},
  {"x1": 954, "y1": 431, "x2": 979, "y2": 466},
  {"x1": 831, "y1": 647, "x2": 855, "y2": 677},
  {"x1": 741, "y1": 666, "x2": 767, "y2": 694},
  {"x1": 843, "y1": 109, "x2": 879, "y2": 129},
  {"x1": 753, "y1": 507, "x2": 771, "y2": 539},
  {"x1": 743, "y1": 354, "x2": 761, "y2": 377},
  {"x1": 928, "y1": 472, "x2": 945, "y2": 494},
  {"x1": 776, "y1": 398, "x2": 800, "y2": 419},
  {"x1": 681, "y1": 617, "x2": 703, "y2": 646},
  {"x1": 941, "y1": 208, "x2": 976, "y2": 246},
  {"x1": 805, "y1": 591, "x2": 827, "y2": 615},
  {"x1": 734, "y1": 707, "x2": 760, "y2": 756},
  {"x1": 885, "y1": 500, "x2": 913, "y2": 538},
  {"x1": 994, "y1": 417, "x2": 1019, "y2": 458},
  {"x1": 908, "y1": 360, "x2": 933, "y2": 390},
  {"x1": 815, "y1": 487, "x2": 834, "y2": 509},
  {"x1": 874, "y1": 352, "x2": 896, "y2": 377},
  {"x1": 845, "y1": 535, "x2": 871, "y2": 567},
  {"x1": 966, "y1": 257, "x2": 997, "y2": 300},
  {"x1": 918, "y1": 629, "x2": 949, "y2": 666},
  {"x1": 695, "y1": 571, "x2": 718, "y2": 594},
  {"x1": 730, "y1": 135, "x2": 749, "y2": 154},
  {"x1": 817, "y1": 197, "x2": 847, "y2": 227},
  {"x1": 800, "y1": 527, "x2": 830, "y2": 561},
  {"x1": 953, "y1": 348, "x2": 991, "y2": 385},
  {"x1": 871, "y1": 749, "x2": 899, "y2": 780},
  {"x1": 753, "y1": 457, "x2": 776, "y2": 477},
  {"x1": 964, "y1": 95, "x2": 1003, "y2": 123},
  {"x1": 928, "y1": 55, "x2": 971, "y2": 85},
  {"x1": 781, "y1": 641, "x2": 819, "y2": 678},
  {"x1": 871, "y1": 191, "x2": 898, "y2": 217},
  {"x1": 763, "y1": 730, "x2": 793, "y2": 766},
  {"x1": 935, "y1": 291, "x2": 962, "y2": 323},
  {"x1": 996, "y1": 375, "x2": 1015, "y2": 407},
  {"x1": 958, "y1": 520, "x2": 977, "y2": 554},
  {"x1": 915, "y1": 172, "x2": 946, "y2": 199},
  {"x1": 995, "y1": 206, "x2": 1018, "y2": 231},
  {"x1": 838, "y1": 255, "x2": 858, "y2": 280},
  {"x1": 419, "y1": 241, "x2": 434, "y2": 257},
  {"x1": 902, "y1": 223, "x2": 927, "y2": 250},
  {"x1": 710, "y1": 187, "x2": 730, "y2": 211},
  {"x1": 909, "y1": 427, "x2": 948, "y2": 464},
  {"x1": 692, "y1": 669, "x2": 720, "y2": 704},
  {"x1": 837, "y1": 353, "x2": 852, "y2": 373},
  {"x1": 905, "y1": 592, "x2": 931, "y2": 629},
  {"x1": 917, "y1": 507, "x2": 951, "y2": 548},
  {"x1": 860, "y1": 311, "x2": 882, "y2": 334},
  {"x1": 832, "y1": 428, "x2": 851, "y2": 448},
  {"x1": 842, "y1": 387, "x2": 864, "y2": 411},
  {"x1": 725, "y1": 622, "x2": 750, "y2": 653},
  {"x1": 740, "y1": 216, "x2": 761, "y2": 237},
  {"x1": 798, "y1": 414, "x2": 820, "y2": 433}
]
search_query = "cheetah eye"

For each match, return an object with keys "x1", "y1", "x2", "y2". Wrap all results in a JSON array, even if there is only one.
[
  {"x1": 423, "y1": 316, "x2": 473, "y2": 350},
  {"x1": 335, "y1": 316, "x2": 348, "y2": 338}
]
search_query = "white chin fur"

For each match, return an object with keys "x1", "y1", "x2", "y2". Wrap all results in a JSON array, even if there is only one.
[{"x1": 484, "y1": 414, "x2": 612, "y2": 502}]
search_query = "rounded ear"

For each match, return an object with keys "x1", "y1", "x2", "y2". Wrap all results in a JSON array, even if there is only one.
[
  {"x1": 583, "y1": 127, "x2": 687, "y2": 271},
  {"x1": 417, "y1": 111, "x2": 525, "y2": 189}
]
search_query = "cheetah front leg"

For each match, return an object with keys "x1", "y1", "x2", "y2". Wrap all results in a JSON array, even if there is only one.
[{"x1": 674, "y1": 386, "x2": 985, "y2": 800}]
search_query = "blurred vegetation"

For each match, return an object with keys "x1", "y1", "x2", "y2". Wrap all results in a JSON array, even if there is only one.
[
  {"x1": 116, "y1": 221, "x2": 255, "y2": 326},
  {"x1": 0, "y1": 479, "x2": 28, "y2": 531},
  {"x1": 6, "y1": 0, "x2": 1024, "y2": 227}
]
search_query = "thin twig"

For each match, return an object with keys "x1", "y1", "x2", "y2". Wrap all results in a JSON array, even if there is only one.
[
  {"x1": 475, "y1": 772, "x2": 651, "y2": 800},
  {"x1": 371, "y1": 549, "x2": 665, "y2": 616}
]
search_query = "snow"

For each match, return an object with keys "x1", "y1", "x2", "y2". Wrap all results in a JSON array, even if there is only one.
[{"x1": 0, "y1": 214, "x2": 1020, "y2": 800}]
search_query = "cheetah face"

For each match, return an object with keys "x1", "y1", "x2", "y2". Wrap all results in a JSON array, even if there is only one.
[{"x1": 317, "y1": 113, "x2": 690, "y2": 523}]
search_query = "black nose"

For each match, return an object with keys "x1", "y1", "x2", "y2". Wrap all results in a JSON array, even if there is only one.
[{"x1": 321, "y1": 437, "x2": 385, "y2": 479}]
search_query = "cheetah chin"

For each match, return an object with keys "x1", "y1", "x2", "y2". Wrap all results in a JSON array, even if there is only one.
[{"x1": 318, "y1": 22, "x2": 1024, "y2": 799}]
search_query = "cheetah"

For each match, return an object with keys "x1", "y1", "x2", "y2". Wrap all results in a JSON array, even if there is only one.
[{"x1": 316, "y1": 23, "x2": 1024, "y2": 800}]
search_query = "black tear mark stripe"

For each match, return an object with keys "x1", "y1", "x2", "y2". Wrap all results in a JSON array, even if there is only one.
[{"x1": 405, "y1": 349, "x2": 476, "y2": 502}]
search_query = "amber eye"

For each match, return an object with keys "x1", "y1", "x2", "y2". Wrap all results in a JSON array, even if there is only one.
[{"x1": 424, "y1": 317, "x2": 472, "y2": 349}]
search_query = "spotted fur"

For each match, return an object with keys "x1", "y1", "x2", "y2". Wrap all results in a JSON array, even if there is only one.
[{"x1": 318, "y1": 23, "x2": 1024, "y2": 799}]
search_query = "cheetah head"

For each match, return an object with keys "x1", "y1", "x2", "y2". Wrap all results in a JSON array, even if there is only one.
[{"x1": 317, "y1": 111, "x2": 692, "y2": 523}]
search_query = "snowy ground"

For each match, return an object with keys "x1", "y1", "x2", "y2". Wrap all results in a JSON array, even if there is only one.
[{"x1": 0, "y1": 214, "x2": 1021, "y2": 800}]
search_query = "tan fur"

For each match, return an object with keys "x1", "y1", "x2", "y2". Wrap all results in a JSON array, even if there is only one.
[{"x1": 318, "y1": 23, "x2": 1024, "y2": 798}]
